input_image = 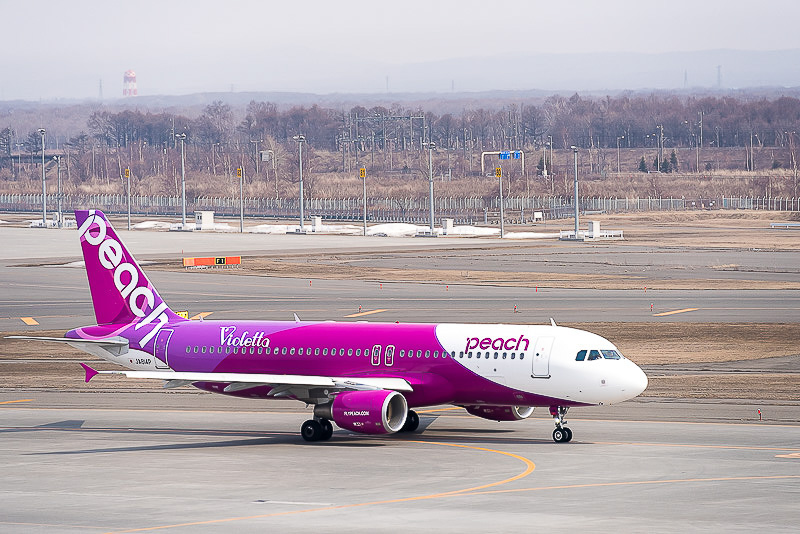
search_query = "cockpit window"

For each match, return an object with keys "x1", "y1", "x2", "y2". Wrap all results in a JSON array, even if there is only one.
[
  {"x1": 587, "y1": 350, "x2": 602, "y2": 361},
  {"x1": 601, "y1": 349, "x2": 622, "y2": 360},
  {"x1": 575, "y1": 350, "x2": 587, "y2": 361}
]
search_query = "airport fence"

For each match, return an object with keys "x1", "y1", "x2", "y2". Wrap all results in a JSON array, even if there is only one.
[{"x1": 0, "y1": 194, "x2": 797, "y2": 224}]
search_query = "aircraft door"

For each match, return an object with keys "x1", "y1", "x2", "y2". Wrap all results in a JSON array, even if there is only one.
[
  {"x1": 384, "y1": 345, "x2": 395, "y2": 366},
  {"x1": 371, "y1": 344, "x2": 382, "y2": 366},
  {"x1": 153, "y1": 329, "x2": 173, "y2": 369},
  {"x1": 531, "y1": 336, "x2": 553, "y2": 377}
]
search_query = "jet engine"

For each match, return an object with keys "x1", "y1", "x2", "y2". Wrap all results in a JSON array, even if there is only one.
[
  {"x1": 463, "y1": 405, "x2": 534, "y2": 421},
  {"x1": 315, "y1": 390, "x2": 408, "y2": 434}
]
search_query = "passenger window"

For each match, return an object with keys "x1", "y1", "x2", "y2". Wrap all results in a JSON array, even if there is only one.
[
  {"x1": 468, "y1": 352, "x2": 472, "y2": 358},
  {"x1": 250, "y1": 347, "x2": 255, "y2": 355},
  {"x1": 588, "y1": 350, "x2": 602, "y2": 361},
  {"x1": 322, "y1": 348, "x2": 328, "y2": 355},
  {"x1": 186, "y1": 346, "x2": 190, "y2": 353},
  {"x1": 314, "y1": 348, "x2": 319, "y2": 356},
  {"x1": 425, "y1": 350, "x2": 430, "y2": 358},
  {"x1": 502, "y1": 353, "x2": 507, "y2": 359},
  {"x1": 510, "y1": 353, "x2": 515, "y2": 359},
  {"x1": 459, "y1": 351, "x2": 464, "y2": 358},
  {"x1": 201, "y1": 346, "x2": 206, "y2": 354},
  {"x1": 494, "y1": 352, "x2": 498, "y2": 359},
  {"x1": 298, "y1": 348, "x2": 303, "y2": 356},
  {"x1": 194, "y1": 346, "x2": 199, "y2": 353},
  {"x1": 281, "y1": 347, "x2": 287, "y2": 355},
  {"x1": 357, "y1": 349, "x2": 362, "y2": 356},
  {"x1": 433, "y1": 351, "x2": 439, "y2": 358},
  {"x1": 265, "y1": 347, "x2": 271, "y2": 354},
  {"x1": 399, "y1": 350, "x2": 404, "y2": 357},
  {"x1": 417, "y1": 350, "x2": 422, "y2": 358},
  {"x1": 340, "y1": 348, "x2": 345, "y2": 356},
  {"x1": 347, "y1": 348, "x2": 353, "y2": 356},
  {"x1": 576, "y1": 350, "x2": 587, "y2": 361},
  {"x1": 520, "y1": 354, "x2": 524, "y2": 360}
]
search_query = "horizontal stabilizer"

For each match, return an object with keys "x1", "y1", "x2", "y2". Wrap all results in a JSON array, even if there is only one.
[
  {"x1": 8, "y1": 336, "x2": 129, "y2": 357},
  {"x1": 84, "y1": 369, "x2": 413, "y2": 393}
]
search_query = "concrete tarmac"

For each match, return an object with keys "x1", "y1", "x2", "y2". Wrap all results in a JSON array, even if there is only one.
[
  {"x1": 1, "y1": 220, "x2": 799, "y2": 532},
  {"x1": 1, "y1": 392, "x2": 799, "y2": 533}
]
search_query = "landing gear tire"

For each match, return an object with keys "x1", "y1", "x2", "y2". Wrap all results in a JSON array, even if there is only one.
[
  {"x1": 301, "y1": 419, "x2": 323, "y2": 442},
  {"x1": 550, "y1": 405, "x2": 572, "y2": 443},
  {"x1": 553, "y1": 427, "x2": 573, "y2": 443},
  {"x1": 320, "y1": 419, "x2": 334, "y2": 441},
  {"x1": 402, "y1": 410, "x2": 420, "y2": 432}
]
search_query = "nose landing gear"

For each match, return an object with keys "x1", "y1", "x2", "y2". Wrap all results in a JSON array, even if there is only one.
[{"x1": 550, "y1": 406, "x2": 572, "y2": 443}]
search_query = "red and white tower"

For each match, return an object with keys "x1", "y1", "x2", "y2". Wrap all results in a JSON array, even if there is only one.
[{"x1": 123, "y1": 70, "x2": 138, "y2": 97}]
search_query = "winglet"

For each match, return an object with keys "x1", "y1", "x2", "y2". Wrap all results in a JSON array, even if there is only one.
[
  {"x1": 550, "y1": 318, "x2": 557, "y2": 327},
  {"x1": 80, "y1": 363, "x2": 99, "y2": 383},
  {"x1": 293, "y1": 313, "x2": 301, "y2": 323}
]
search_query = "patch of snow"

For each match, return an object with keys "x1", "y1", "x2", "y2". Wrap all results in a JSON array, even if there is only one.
[
  {"x1": 134, "y1": 220, "x2": 172, "y2": 230},
  {"x1": 503, "y1": 232, "x2": 560, "y2": 239},
  {"x1": 445, "y1": 226, "x2": 499, "y2": 237}
]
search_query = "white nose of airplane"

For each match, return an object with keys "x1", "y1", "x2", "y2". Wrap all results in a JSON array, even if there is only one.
[{"x1": 625, "y1": 360, "x2": 649, "y2": 398}]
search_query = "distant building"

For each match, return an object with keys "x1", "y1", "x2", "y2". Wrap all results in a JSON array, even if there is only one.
[{"x1": 123, "y1": 70, "x2": 137, "y2": 97}]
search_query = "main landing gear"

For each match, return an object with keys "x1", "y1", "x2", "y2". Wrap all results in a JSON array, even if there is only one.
[
  {"x1": 550, "y1": 406, "x2": 573, "y2": 443},
  {"x1": 300, "y1": 410, "x2": 420, "y2": 442},
  {"x1": 301, "y1": 418, "x2": 334, "y2": 442},
  {"x1": 402, "y1": 410, "x2": 420, "y2": 432}
]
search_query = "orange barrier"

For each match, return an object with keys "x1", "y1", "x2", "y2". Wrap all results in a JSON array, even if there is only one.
[{"x1": 183, "y1": 256, "x2": 241, "y2": 267}]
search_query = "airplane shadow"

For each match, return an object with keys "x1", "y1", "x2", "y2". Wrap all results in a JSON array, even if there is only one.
[{"x1": 14, "y1": 416, "x2": 587, "y2": 454}]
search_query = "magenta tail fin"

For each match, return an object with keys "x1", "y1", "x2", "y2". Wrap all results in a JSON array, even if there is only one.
[{"x1": 75, "y1": 210, "x2": 184, "y2": 330}]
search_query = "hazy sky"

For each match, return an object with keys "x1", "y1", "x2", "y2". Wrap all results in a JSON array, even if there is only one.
[{"x1": 3, "y1": 0, "x2": 800, "y2": 100}]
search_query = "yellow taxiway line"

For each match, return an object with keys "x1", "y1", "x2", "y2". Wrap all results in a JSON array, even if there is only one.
[
  {"x1": 20, "y1": 317, "x2": 39, "y2": 325},
  {"x1": 652, "y1": 307, "x2": 699, "y2": 317},
  {"x1": 0, "y1": 399, "x2": 33, "y2": 405},
  {"x1": 343, "y1": 309, "x2": 388, "y2": 318},
  {"x1": 103, "y1": 440, "x2": 535, "y2": 533}
]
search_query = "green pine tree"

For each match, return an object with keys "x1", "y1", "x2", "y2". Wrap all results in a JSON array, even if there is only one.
[
  {"x1": 638, "y1": 156, "x2": 647, "y2": 172},
  {"x1": 669, "y1": 150, "x2": 678, "y2": 172}
]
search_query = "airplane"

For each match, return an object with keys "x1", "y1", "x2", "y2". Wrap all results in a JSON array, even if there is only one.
[{"x1": 10, "y1": 209, "x2": 648, "y2": 443}]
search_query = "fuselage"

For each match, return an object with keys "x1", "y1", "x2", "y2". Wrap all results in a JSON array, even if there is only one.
[{"x1": 69, "y1": 319, "x2": 648, "y2": 409}]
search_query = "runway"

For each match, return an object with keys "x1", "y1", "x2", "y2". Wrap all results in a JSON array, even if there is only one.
[{"x1": 1, "y1": 392, "x2": 799, "y2": 533}]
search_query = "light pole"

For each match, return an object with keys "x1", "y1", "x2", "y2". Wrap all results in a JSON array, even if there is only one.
[
  {"x1": 425, "y1": 141, "x2": 436, "y2": 234},
  {"x1": 175, "y1": 133, "x2": 187, "y2": 227},
  {"x1": 293, "y1": 135, "x2": 306, "y2": 231},
  {"x1": 251, "y1": 139, "x2": 262, "y2": 175},
  {"x1": 571, "y1": 146, "x2": 579, "y2": 238},
  {"x1": 53, "y1": 156, "x2": 62, "y2": 228},
  {"x1": 238, "y1": 167, "x2": 244, "y2": 233},
  {"x1": 125, "y1": 167, "x2": 131, "y2": 231},
  {"x1": 616, "y1": 136, "x2": 624, "y2": 173},
  {"x1": 360, "y1": 167, "x2": 367, "y2": 236},
  {"x1": 498, "y1": 166, "x2": 505, "y2": 238},
  {"x1": 38, "y1": 128, "x2": 46, "y2": 226}
]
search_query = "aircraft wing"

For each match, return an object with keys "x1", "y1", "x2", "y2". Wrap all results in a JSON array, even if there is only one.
[
  {"x1": 7, "y1": 335, "x2": 129, "y2": 357},
  {"x1": 79, "y1": 363, "x2": 413, "y2": 399}
]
